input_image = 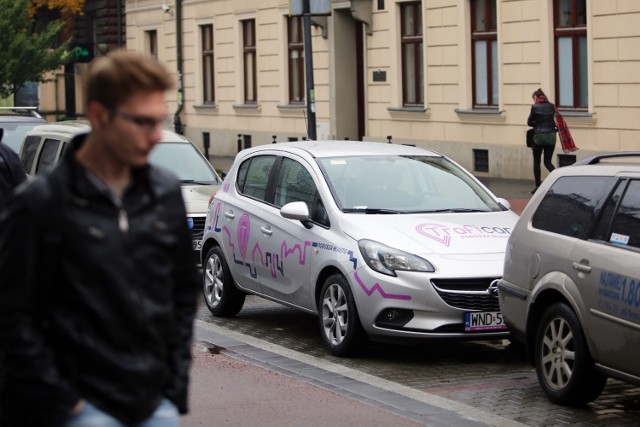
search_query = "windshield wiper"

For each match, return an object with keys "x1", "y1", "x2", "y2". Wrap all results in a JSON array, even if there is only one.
[
  {"x1": 408, "y1": 208, "x2": 489, "y2": 213},
  {"x1": 180, "y1": 179, "x2": 215, "y2": 185},
  {"x1": 342, "y1": 207, "x2": 402, "y2": 214}
]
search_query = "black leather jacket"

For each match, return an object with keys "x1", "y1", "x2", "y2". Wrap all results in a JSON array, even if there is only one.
[
  {"x1": 527, "y1": 101, "x2": 557, "y2": 134},
  {"x1": 0, "y1": 141, "x2": 27, "y2": 209},
  {"x1": 0, "y1": 134, "x2": 199, "y2": 425}
]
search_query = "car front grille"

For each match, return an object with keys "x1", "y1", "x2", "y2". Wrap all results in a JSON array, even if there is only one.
[
  {"x1": 431, "y1": 278, "x2": 500, "y2": 311},
  {"x1": 188, "y1": 216, "x2": 207, "y2": 240}
]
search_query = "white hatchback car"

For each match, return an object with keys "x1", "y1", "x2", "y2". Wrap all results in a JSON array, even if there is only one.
[
  {"x1": 201, "y1": 141, "x2": 519, "y2": 355},
  {"x1": 19, "y1": 122, "x2": 221, "y2": 256}
]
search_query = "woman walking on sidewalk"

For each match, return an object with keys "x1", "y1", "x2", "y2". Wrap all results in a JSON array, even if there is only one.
[{"x1": 527, "y1": 88, "x2": 557, "y2": 194}]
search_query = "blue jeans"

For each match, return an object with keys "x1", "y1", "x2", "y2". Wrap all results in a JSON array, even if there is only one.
[{"x1": 60, "y1": 399, "x2": 179, "y2": 427}]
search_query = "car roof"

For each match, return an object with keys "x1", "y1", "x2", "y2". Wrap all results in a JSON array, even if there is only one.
[
  {"x1": 24, "y1": 121, "x2": 192, "y2": 144},
  {"x1": 550, "y1": 151, "x2": 640, "y2": 177},
  {"x1": 240, "y1": 140, "x2": 443, "y2": 159},
  {"x1": 0, "y1": 115, "x2": 47, "y2": 124},
  {"x1": 0, "y1": 107, "x2": 44, "y2": 121},
  {"x1": 574, "y1": 151, "x2": 640, "y2": 166}
]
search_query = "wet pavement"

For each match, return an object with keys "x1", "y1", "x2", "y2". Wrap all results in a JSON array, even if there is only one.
[{"x1": 191, "y1": 297, "x2": 640, "y2": 426}]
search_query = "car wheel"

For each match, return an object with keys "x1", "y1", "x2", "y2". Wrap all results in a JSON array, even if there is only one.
[
  {"x1": 203, "y1": 246, "x2": 245, "y2": 317},
  {"x1": 534, "y1": 302, "x2": 607, "y2": 406},
  {"x1": 318, "y1": 274, "x2": 367, "y2": 357}
]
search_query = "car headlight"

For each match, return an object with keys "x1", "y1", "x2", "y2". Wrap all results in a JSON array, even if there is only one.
[{"x1": 358, "y1": 239, "x2": 435, "y2": 276}]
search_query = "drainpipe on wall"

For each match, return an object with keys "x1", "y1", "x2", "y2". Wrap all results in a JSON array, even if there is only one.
[
  {"x1": 174, "y1": 0, "x2": 184, "y2": 135},
  {"x1": 116, "y1": 0, "x2": 123, "y2": 47}
]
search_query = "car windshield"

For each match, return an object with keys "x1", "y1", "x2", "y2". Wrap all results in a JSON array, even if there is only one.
[
  {"x1": 150, "y1": 142, "x2": 220, "y2": 184},
  {"x1": 1, "y1": 122, "x2": 44, "y2": 152},
  {"x1": 318, "y1": 155, "x2": 503, "y2": 213}
]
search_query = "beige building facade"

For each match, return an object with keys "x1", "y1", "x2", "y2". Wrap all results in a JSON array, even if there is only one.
[{"x1": 122, "y1": 0, "x2": 640, "y2": 179}]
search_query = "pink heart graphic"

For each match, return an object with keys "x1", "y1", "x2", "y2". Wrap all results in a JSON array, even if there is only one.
[{"x1": 416, "y1": 223, "x2": 451, "y2": 246}]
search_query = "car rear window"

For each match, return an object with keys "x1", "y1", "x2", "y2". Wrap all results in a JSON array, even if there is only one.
[
  {"x1": 531, "y1": 176, "x2": 617, "y2": 239},
  {"x1": 605, "y1": 179, "x2": 640, "y2": 249},
  {"x1": 237, "y1": 155, "x2": 277, "y2": 201}
]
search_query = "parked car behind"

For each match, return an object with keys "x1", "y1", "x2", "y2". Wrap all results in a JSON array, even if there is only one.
[
  {"x1": 498, "y1": 152, "x2": 640, "y2": 406},
  {"x1": 0, "y1": 107, "x2": 46, "y2": 153},
  {"x1": 201, "y1": 140, "x2": 519, "y2": 356},
  {"x1": 19, "y1": 121, "x2": 221, "y2": 256}
]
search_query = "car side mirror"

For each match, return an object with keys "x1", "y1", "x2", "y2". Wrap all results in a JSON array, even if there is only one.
[
  {"x1": 497, "y1": 197, "x2": 511, "y2": 211},
  {"x1": 280, "y1": 201, "x2": 313, "y2": 229}
]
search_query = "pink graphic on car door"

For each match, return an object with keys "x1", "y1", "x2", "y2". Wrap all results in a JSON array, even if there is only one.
[{"x1": 212, "y1": 207, "x2": 411, "y2": 299}]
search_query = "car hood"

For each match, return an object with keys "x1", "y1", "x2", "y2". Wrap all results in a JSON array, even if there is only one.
[
  {"x1": 180, "y1": 184, "x2": 219, "y2": 215},
  {"x1": 341, "y1": 211, "x2": 519, "y2": 256}
]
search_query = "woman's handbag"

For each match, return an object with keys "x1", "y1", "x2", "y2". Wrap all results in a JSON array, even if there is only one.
[{"x1": 526, "y1": 128, "x2": 534, "y2": 148}]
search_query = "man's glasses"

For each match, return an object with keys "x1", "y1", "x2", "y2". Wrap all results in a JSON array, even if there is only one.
[{"x1": 115, "y1": 111, "x2": 167, "y2": 134}]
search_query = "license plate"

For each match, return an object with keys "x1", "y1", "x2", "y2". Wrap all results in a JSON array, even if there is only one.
[
  {"x1": 464, "y1": 311, "x2": 507, "y2": 332},
  {"x1": 192, "y1": 240, "x2": 202, "y2": 251}
]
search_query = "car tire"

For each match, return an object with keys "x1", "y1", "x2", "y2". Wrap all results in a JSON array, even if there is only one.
[
  {"x1": 534, "y1": 302, "x2": 607, "y2": 406},
  {"x1": 203, "y1": 245, "x2": 245, "y2": 317},
  {"x1": 318, "y1": 274, "x2": 367, "y2": 357}
]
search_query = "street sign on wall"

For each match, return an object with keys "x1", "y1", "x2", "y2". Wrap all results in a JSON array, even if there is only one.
[
  {"x1": 71, "y1": 43, "x2": 95, "y2": 63},
  {"x1": 289, "y1": 0, "x2": 331, "y2": 16}
]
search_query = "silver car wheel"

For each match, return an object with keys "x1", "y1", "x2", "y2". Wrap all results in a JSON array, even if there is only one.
[
  {"x1": 321, "y1": 283, "x2": 348, "y2": 345},
  {"x1": 204, "y1": 252, "x2": 224, "y2": 308},
  {"x1": 540, "y1": 315, "x2": 575, "y2": 390},
  {"x1": 202, "y1": 246, "x2": 245, "y2": 317}
]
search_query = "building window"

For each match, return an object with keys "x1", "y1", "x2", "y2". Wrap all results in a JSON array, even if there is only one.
[
  {"x1": 201, "y1": 24, "x2": 215, "y2": 104},
  {"x1": 243, "y1": 19, "x2": 257, "y2": 104},
  {"x1": 471, "y1": 0, "x2": 497, "y2": 108},
  {"x1": 146, "y1": 30, "x2": 157, "y2": 59},
  {"x1": 473, "y1": 149, "x2": 489, "y2": 172},
  {"x1": 554, "y1": 0, "x2": 587, "y2": 109},
  {"x1": 400, "y1": 2, "x2": 423, "y2": 107},
  {"x1": 288, "y1": 16, "x2": 304, "y2": 104}
]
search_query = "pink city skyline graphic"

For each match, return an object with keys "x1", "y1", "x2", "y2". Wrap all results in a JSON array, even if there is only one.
[{"x1": 211, "y1": 202, "x2": 411, "y2": 301}]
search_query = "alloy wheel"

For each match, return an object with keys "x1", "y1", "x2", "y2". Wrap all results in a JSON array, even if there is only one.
[
  {"x1": 540, "y1": 315, "x2": 575, "y2": 390},
  {"x1": 204, "y1": 252, "x2": 224, "y2": 309},
  {"x1": 321, "y1": 283, "x2": 348, "y2": 345}
]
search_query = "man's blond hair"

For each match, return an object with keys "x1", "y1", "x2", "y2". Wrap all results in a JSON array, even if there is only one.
[{"x1": 87, "y1": 50, "x2": 174, "y2": 111}]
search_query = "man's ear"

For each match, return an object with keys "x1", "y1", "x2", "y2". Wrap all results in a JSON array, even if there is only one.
[{"x1": 86, "y1": 101, "x2": 110, "y2": 129}]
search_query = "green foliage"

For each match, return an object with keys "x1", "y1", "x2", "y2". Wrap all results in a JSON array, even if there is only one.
[{"x1": 0, "y1": 0, "x2": 72, "y2": 99}]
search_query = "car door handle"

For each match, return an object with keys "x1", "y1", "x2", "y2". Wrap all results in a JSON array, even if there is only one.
[
  {"x1": 572, "y1": 261, "x2": 592, "y2": 274},
  {"x1": 224, "y1": 211, "x2": 235, "y2": 219},
  {"x1": 260, "y1": 226, "x2": 273, "y2": 235}
]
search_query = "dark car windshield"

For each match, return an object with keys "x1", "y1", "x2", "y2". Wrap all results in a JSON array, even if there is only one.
[
  {"x1": 150, "y1": 142, "x2": 221, "y2": 184},
  {"x1": 318, "y1": 155, "x2": 502, "y2": 213}
]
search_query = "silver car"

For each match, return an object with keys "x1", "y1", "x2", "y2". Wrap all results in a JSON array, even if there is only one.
[
  {"x1": 498, "y1": 152, "x2": 640, "y2": 406},
  {"x1": 201, "y1": 141, "x2": 519, "y2": 356},
  {"x1": 0, "y1": 107, "x2": 46, "y2": 153}
]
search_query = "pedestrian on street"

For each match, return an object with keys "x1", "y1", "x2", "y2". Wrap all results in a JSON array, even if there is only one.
[
  {"x1": 527, "y1": 88, "x2": 557, "y2": 194},
  {"x1": 0, "y1": 50, "x2": 200, "y2": 426},
  {"x1": 0, "y1": 128, "x2": 27, "y2": 209}
]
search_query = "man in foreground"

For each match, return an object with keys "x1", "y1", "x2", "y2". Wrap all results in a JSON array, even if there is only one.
[
  {"x1": 0, "y1": 128, "x2": 27, "y2": 209},
  {"x1": 0, "y1": 50, "x2": 200, "y2": 426}
]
